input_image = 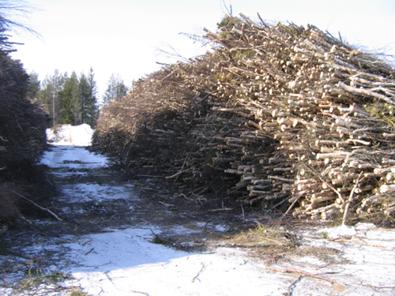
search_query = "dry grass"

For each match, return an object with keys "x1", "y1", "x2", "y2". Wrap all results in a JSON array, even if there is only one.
[
  {"x1": 18, "y1": 271, "x2": 68, "y2": 291},
  {"x1": 213, "y1": 224, "x2": 299, "y2": 263},
  {"x1": 292, "y1": 245, "x2": 345, "y2": 265},
  {"x1": 225, "y1": 224, "x2": 296, "y2": 248},
  {"x1": 68, "y1": 289, "x2": 88, "y2": 296}
]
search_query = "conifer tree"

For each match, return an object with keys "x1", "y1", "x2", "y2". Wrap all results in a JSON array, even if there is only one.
[
  {"x1": 59, "y1": 72, "x2": 80, "y2": 124},
  {"x1": 35, "y1": 69, "x2": 98, "y2": 127},
  {"x1": 85, "y1": 68, "x2": 98, "y2": 127},
  {"x1": 103, "y1": 74, "x2": 128, "y2": 104},
  {"x1": 26, "y1": 72, "x2": 40, "y2": 101},
  {"x1": 79, "y1": 73, "x2": 89, "y2": 124},
  {"x1": 37, "y1": 70, "x2": 65, "y2": 126}
]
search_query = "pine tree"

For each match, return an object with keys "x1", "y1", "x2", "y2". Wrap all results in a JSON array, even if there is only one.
[
  {"x1": 78, "y1": 69, "x2": 98, "y2": 127},
  {"x1": 79, "y1": 73, "x2": 90, "y2": 124},
  {"x1": 103, "y1": 74, "x2": 128, "y2": 104},
  {"x1": 59, "y1": 72, "x2": 80, "y2": 124},
  {"x1": 35, "y1": 69, "x2": 98, "y2": 127},
  {"x1": 85, "y1": 68, "x2": 98, "y2": 127},
  {"x1": 26, "y1": 72, "x2": 40, "y2": 101},
  {"x1": 37, "y1": 70, "x2": 65, "y2": 126}
]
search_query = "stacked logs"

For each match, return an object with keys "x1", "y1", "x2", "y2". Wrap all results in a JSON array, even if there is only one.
[{"x1": 94, "y1": 15, "x2": 395, "y2": 223}]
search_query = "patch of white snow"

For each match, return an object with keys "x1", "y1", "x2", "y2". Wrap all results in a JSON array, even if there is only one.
[
  {"x1": 293, "y1": 224, "x2": 395, "y2": 295},
  {"x1": 318, "y1": 225, "x2": 357, "y2": 239},
  {"x1": 46, "y1": 124, "x2": 94, "y2": 146},
  {"x1": 214, "y1": 224, "x2": 230, "y2": 232},
  {"x1": 63, "y1": 227, "x2": 291, "y2": 296},
  {"x1": 40, "y1": 146, "x2": 107, "y2": 169}
]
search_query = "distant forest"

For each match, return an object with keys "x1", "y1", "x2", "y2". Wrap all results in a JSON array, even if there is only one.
[{"x1": 29, "y1": 70, "x2": 128, "y2": 127}]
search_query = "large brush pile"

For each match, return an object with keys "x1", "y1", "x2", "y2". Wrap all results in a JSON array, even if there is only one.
[
  {"x1": 94, "y1": 15, "x2": 395, "y2": 223},
  {"x1": 0, "y1": 50, "x2": 49, "y2": 223}
]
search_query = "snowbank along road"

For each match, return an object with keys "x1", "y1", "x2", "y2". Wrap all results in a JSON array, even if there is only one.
[{"x1": 0, "y1": 124, "x2": 395, "y2": 295}]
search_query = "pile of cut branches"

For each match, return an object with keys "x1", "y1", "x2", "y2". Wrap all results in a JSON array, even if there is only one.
[{"x1": 94, "y1": 15, "x2": 395, "y2": 223}]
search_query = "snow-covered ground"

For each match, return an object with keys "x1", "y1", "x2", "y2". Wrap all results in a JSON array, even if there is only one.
[
  {"x1": 59, "y1": 223, "x2": 395, "y2": 296},
  {"x1": 63, "y1": 228, "x2": 291, "y2": 296},
  {"x1": 278, "y1": 224, "x2": 395, "y2": 295},
  {"x1": 46, "y1": 124, "x2": 94, "y2": 146},
  {"x1": 1, "y1": 124, "x2": 395, "y2": 295},
  {"x1": 40, "y1": 146, "x2": 107, "y2": 169}
]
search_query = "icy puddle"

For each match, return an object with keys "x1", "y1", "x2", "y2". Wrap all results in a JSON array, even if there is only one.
[
  {"x1": 60, "y1": 183, "x2": 135, "y2": 203},
  {"x1": 1, "y1": 127, "x2": 395, "y2": 295}
]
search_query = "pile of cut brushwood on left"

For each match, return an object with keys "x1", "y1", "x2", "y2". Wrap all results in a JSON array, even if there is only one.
[
  {"x1": 0, "y1": 31, "x2": 49, "y2": 230},
  {"x1": 94, "y1": 14, "x2": 395, "y2": 225}
]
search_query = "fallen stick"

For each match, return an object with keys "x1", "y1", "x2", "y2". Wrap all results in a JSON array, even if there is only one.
[
  {"x1": 12, "y1": 190, "x2": 63, "y2": 222},
  {"x1": 338, "y1": 82, "x2": 395, "y2": 105},
  {"x1": 282, "y1": 193, "x2": 302, "y2": 219},
  {"x1": 192, "y1": 263, "x2": 206, "y2": 283},
  {"x1": 165, "y1": 168, "x2": 191, "y2": 179},
  {"x1": 208, "y1": 207, "x2": 233, "y2": 212},
  {"x1": 342, "y1": 172, "x2": 362, "y2": 225},
  {"x1": 269, "y1": 266, "x2": 340, "y2": 285}
]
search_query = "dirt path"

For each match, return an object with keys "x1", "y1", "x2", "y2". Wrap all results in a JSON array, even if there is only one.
[{"x1": 1, "y1": 145, "x2": 395, "y2": 295}]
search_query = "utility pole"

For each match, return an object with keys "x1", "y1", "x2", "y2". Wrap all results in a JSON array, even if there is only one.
[{"x1": 52, "y1": 89, "x2": 56, "y2": 127}]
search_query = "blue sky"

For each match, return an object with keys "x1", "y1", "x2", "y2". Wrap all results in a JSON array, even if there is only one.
[{"x1": 9, "y1": 0, "x2": 395, "y2": 97}]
